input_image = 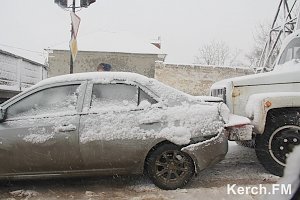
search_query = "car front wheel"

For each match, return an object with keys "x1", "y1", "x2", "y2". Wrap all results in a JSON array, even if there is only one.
[{"x1": 146, "y1": 143, "x2": 195, "y2": 190}]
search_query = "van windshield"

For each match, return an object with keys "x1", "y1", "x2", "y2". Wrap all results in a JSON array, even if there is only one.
[{"x1": 278, "y1": 37, "x2": 300, "y2": 65}]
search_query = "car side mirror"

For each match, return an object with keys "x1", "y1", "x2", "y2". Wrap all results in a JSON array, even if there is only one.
[{"x1": 0, "y1": 107, "x2": 6, "y2": 122}]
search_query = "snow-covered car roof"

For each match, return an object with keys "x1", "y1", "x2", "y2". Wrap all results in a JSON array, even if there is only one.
[
  {"x1": 35, "y1": 72, "x2": 188, "y2": 101},
  {"x1": 36, "y1": 72, "x2": 223, "y2": 103},
  {"x1": 1, "y1": 72, "x2": 222, "y2": 107},
  {"x1": 35, "y1": 72, "x2": 152, "y2": 87}
]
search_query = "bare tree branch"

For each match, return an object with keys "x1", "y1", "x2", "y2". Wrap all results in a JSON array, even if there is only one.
[
  {"x1": 246, "y1": 23, "x2": 282, "y2": 68},
  {"x1": 195, "y1": 40, "x2": 230, "y2": 66}
]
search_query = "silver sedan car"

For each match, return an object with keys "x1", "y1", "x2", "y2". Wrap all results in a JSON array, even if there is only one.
[{"x1": 0, "y1": 72, "x2": 241, "y2": 190}]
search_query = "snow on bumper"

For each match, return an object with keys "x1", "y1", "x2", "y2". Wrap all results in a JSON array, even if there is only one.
[
  {"x1": 225, "y1": 125, "x2": 253, "y2": 141},
  {"x1": 224, "y1": 114, "x2": 253, "y2": 141},
  {"x1": 181, "y1": 129, "x2": 228, "y2": 172}
]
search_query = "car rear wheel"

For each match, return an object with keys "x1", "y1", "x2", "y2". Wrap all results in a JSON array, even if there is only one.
[
  {"x1": 255, "y1": 111, "x2": 300, "y2": 176},
  {"x1": 146, "y1": 143, "x2": 195, "y2": 190}
]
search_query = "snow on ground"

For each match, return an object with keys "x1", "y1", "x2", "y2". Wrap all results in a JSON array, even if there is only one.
[
  {"x1": 275, "y1": 145, "x2": 300, "y2": 200},
  {"x1": 9, "y1": 189, "x2": 39, "y2": 199},
  {"x1": 0, "y1": 142, "x2": 279, "y2": 200}
]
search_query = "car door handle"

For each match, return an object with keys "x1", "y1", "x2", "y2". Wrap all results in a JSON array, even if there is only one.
[{"x1": 55, "y1": 124, "x2": 77, "y2": 132}]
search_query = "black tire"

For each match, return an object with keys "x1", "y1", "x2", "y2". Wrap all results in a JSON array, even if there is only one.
[
  {"x1": 255, "y1": 110, "x2": 300, "y2": 176},
  {"x1": 146, "y1": 143, "x2": 195, "y2": 190},
  {"x1": 236, "y1": 139, "x2": 255, "y2": 148}
]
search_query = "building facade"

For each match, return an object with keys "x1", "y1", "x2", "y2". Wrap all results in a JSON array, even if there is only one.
[{"x1": 48, "y1": 50, "x2": 166, "y2": 78}]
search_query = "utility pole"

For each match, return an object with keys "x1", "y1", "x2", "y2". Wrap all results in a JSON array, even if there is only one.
[
  {"x1": 70, "y1": 0, "x2": 76, "y2": 74},
  {"x1": 54, "y1": 0, "x2": 96, "y2": 74}
]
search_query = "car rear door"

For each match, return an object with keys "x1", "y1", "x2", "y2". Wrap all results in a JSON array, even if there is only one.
[
  {"x1": 79, "y1": 81, "x2": 160, "y2": 172},
  {"x1": 0, "y1": 82, "x2": 86, "y2": 175}
]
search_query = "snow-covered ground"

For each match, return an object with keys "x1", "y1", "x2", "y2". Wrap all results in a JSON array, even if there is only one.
[{"x1": 0, "y1": 142, "x2": 280, "y2": 200}]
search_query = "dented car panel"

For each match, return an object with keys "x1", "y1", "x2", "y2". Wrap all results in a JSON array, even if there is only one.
[
  {"x1": 182, "y1": 130, "x2": 228, "y2": 172},
  {"x1": 225, "y1": 125, "x2": 253, "y2": 141}
]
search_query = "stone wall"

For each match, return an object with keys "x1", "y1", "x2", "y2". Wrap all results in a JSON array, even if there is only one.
[
  {"x1": 155, "y1": 62, "x2": 254, "y2": 96},
  {"x1": 48, "y1": 50, "x2": 165, "y2": 78}
]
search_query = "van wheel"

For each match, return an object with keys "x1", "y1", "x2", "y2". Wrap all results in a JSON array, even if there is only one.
[
  {"x1": 146, "y1": 143, "x2": 195, "y2": 190},
  {"x1": 255, "y1": 111, "x2": 300, "y2": 176}
]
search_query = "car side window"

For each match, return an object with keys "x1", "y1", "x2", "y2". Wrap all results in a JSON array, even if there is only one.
[
  {"x1": 138, "y1": 88, "x2": 158, "y2": 105},
  {"x1": 91, "y1": 83, "x2": 138, "y2": 109},
  {"x1": 6, "y1": 84, "x2": 80, "y2": 119}
]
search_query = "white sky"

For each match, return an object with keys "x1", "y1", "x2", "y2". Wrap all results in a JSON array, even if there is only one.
[{"x1": 0, "y1": 0, "x2": 278, "y2": 64}]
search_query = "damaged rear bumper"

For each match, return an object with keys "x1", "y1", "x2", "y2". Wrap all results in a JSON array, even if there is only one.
[
  {"x1": 225, "y1": 124, "x2": 253, "y2": 141},
  {"x1": 182, "y1": 129, "x2": 228, "y2": 172}
]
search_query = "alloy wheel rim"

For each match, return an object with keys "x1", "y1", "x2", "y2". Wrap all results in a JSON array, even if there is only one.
[{"x1": 154, "y1": 150, "x2": 191, "y2": 184}]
